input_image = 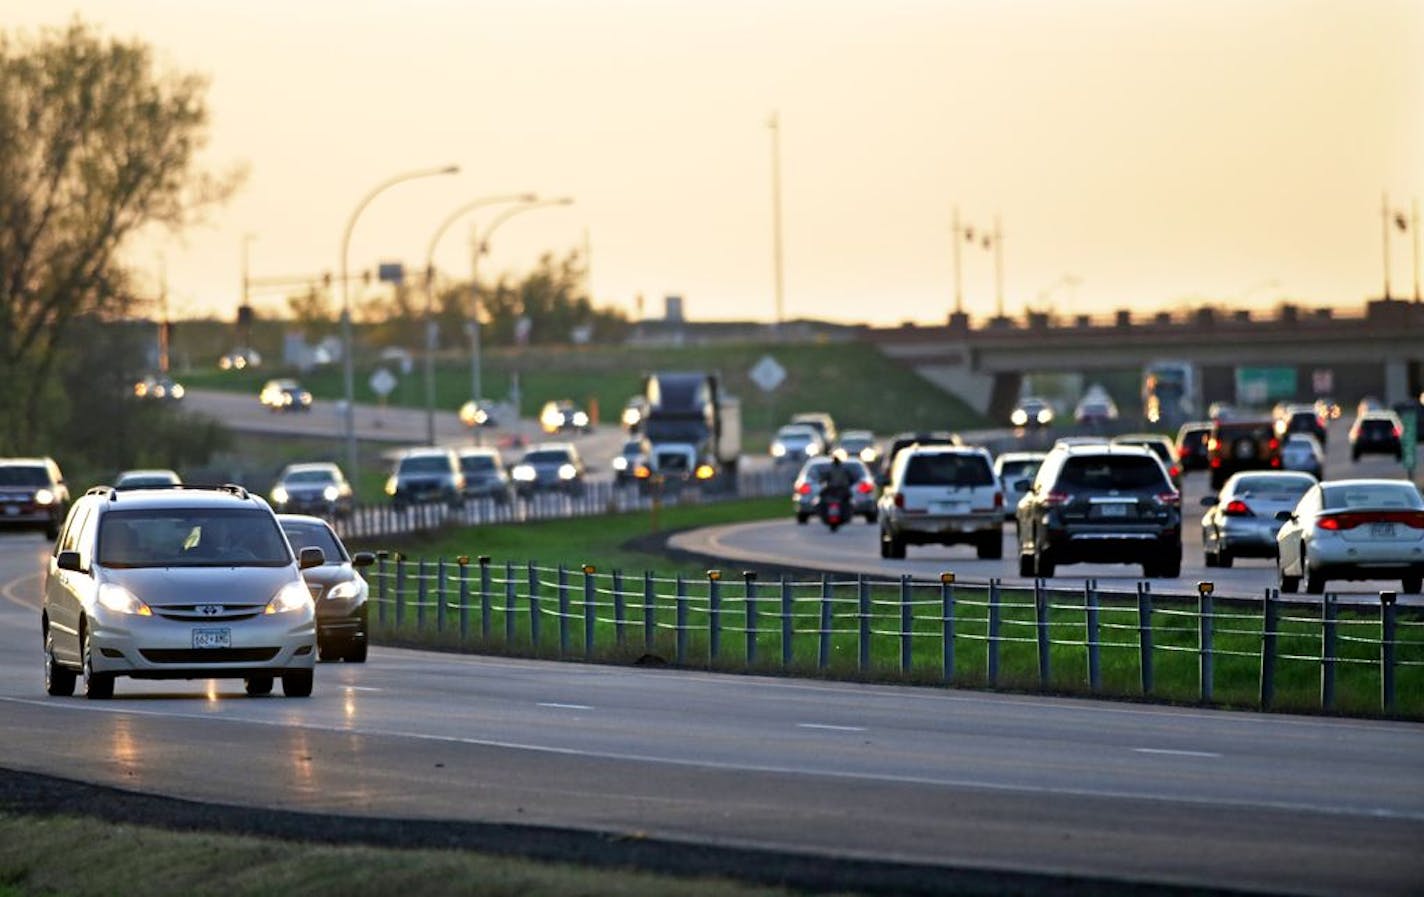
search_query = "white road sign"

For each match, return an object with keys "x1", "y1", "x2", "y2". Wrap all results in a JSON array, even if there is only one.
[
  {"x1": 749, "y1": 355, "x2": 787, "y2": 394},
  {"x1": 368, "y1": 367, "x2": 397, "y2": 398}
]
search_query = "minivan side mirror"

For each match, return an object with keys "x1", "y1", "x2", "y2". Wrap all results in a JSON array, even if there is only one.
[
  {"x1": 56, "y1": 550, "x2": 83, "y2": 573},
  {"x1": 299, "y1": 547, "x2": 326, "y2": 569},
  {"x1": 351, "y1": 551, "x2": 375, "y2": 569}
]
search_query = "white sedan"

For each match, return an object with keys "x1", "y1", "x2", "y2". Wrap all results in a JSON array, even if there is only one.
[{"x1": 1276, "y1": 479, "x2": 1424, "y2": 595}]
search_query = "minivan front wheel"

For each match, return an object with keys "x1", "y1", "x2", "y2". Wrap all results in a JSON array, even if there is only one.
[
  {"x1": 282, "y1": 669, "x2": 313, "y2": 697},
  {"x1": 82, "y1": 626, "x2": 114, "y2": 700}
]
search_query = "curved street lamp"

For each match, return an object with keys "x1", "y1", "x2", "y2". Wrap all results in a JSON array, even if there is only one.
[
  {"x1": 467, "y1": 197, "x2": 574, "y2": 408},
  {"x1": 421, "y1": 192, "x2": 538, "y2": 445},
  {"x1": 339, "y1": 164, "x2": 459, "y2": 478}
]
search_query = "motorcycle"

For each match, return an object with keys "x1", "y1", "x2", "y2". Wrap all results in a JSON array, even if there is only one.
[{"x1": 818, "y1": 488, "x2": 851, "y2": 532}]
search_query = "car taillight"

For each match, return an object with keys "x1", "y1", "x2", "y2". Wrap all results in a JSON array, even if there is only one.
[
  {"x1": 1224, "y1": 499, "x2": 1252, "y2": 516},
  {"x1": 856, "y1": 480, "x2": 874, "y2": 494},
  {"x1": 1322, "y1": 510, "x2": 1424, "y2": 530},
  {"x1": 1210, "y1": 458, "x2": 1222, "y2": 468},
  {"x1": 993, "y1": 491, "x2": 1004, "y2": 509},
  {"x1": 1267, "y1": 437, "x2": 1279, "y2": 451},
  {"x1": 1043, "y1": 491, "x2": 1071, "y2": 506},
  {"x1": 1168, "y1": 465, "x2": 1180, "y2": 480},
  {"x1": 1317, "y1": 516, "x2": 1341, "y2": 530},
  {"x1": 1178, "y1": 446, "x2": 1189, "y2": 459},
  {"x1": 894, "y1": 493, "x2": 905, "y2": 508},
  {"x1": 1154, "y1": 491, "x2": 1181, "y2": 507},
  {"x1": 1270, "y1": 456, "x2": 1282, "y2": 468},
  {"x1": 796, "y1": 483, "x2": 812, "y2": 495},
  {"x1": 1394, "y1": 425, "x2": 1404, "y2": 439}
]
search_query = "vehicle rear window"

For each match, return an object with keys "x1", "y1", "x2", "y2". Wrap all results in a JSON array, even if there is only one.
[
  {"x1": 1116, "y1": 440, "x2": 1171, "y2": 464},
  {"x1": 0, "y1": 466, "x2": 48, "y2": 486},
  {"x1": 1058, "y1": 456, "x2": 1167, "y2": 491},
  {"x1": 98, "y1": 508, "x2": 292, "y2": 568},
  {"x1": 811, "y1": 460, "x2": 867, "y2": 481},
  {"x1": 998, "y1": 460, "x2": 1041, "y2": 481},
  {"x1": 903, "y1": 454, "x2": 992, "y2": 487},
  {"x1": 1234, "y1": 476, "x2": 1313, "y2": 499},
  {"x1": 1321, "y1": 484, "x2": 1422, "y2": 510},
  {"x1": 280, "y1": 521, "x2": 347, "y2": 563},
  {"x1": 399, "y1": 456, "x2": 452, "y2": 474},
  {"x1": 1360, "y1": 419, "x2": 1396, "y2": 434},
  {"x1": 1215, "y1": 422, "x2": 1273, "y2": 441}
]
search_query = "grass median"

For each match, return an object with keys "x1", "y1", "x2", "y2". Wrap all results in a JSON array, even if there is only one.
[{"x1": 351, "y1": 500, "x2": 1424, "y2": 720}]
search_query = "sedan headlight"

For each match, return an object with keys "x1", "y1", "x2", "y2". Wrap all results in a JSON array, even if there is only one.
[
  {"x1": 1037, "y1": 408, "x2": 1055, "y2": 424},
  {"x1": 770, "y1": 442, "x2": 786, "y2": 457},
  {"x1": 264, "y1": 581, "x2": 312, "y2": 615},
  {"x1": 859, "y1": 448, "x2": 877, "y2": 463},
  {"x1": 558, "y1": 463, "x2": 577, "y2": 480},
  {"x1": 1011, "y1": 409, "x2": 1029, "y2": 426},
  {"x1": 98, "y1": 583, "x2": 152, "y2": 616},
  {"x1": 805, "y1": 443, "x2": 821, "y2": 456},
  {"x1": 571, "y1": 411, "x2": 589, "y2": 427},
  {"x1": 326, "y1": 579, "x2": 364, "y2": 601},
  {"x1": 323, "y1": 485, "x2": 340, "y2": 502},
  {"x1": 384, "y1": 476, "x2": 398, "y2": 496},
  {"x1": 512, "y1": 464, "x2": 537, "y2": 482},
  {"x1": 612, "y1": 456, "x2": 628, "y2": 471},
  {"x1": 170, "y1": 384, "x2": 185, "y2": 399},
  {"x1": 34, "y1": 488, "x2": 55, "y2": 506},
  {"x1": 271, "y1": 485, "x2": 289, "y2": 504}
]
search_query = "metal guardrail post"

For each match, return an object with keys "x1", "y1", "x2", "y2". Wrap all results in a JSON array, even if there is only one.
[
  {"x1": 643, "y1": 571, "x2": 656, "y2": 651},
  {"x1": 675, "y1": 574, "x2": 688, "y2": 665},
  {"x1": 1085, "y1": 580, "x2": 1100, "y2": 693},
  {"x1": 987, "y1": 579, "x2": 1001, "y2": 687},
  {"x1": 375, "y1": 551, "x2": 388, "y2": 627},
  {"x1": 457, "y1": 557, "x2": 471, "y2": 639},
  {"x1": 859, "y1": 575, "x2": 872, "y2": 673},
  {"x1": 527, "y1": 561, "x2": 541, "y2": 649},
  {"x1": 1381, "y1": 591, "x2": 1398, "y2": 713},
  {"x1": 898, "y1": 575, "x2": 912, "y2": 674},
  {"x1": 394, "y1": 555, "x2": 407, "y2": 629},
  {"x1": 1321, "y1": 593, "x2": 1337, "y2": 710},
  {"x1": 415, "y1": 558, "x2": 428, "y2": 632},
  {"x1": 1034, "y1": 579, "x2": 1050, "y2": 688},
  {"x1": 1137, "y1": 581, "x2": 1154, "y2": 697},
  {"x1": 818, "y1": 574, "x2": 833, "y2": 671},
  {"x1": 940, "y1": 574, "x2": 955, "y2": 683},
  {"x1": 1260, "y1": 588, "x2": 1277, "y2": 709},
  {"x1": 781, "y1": 574, "x2": 793, "y2": 669},
  {"x1": 583, "y1": 565, "x2": 597, "y2": 658},
  {"x1": 557, "y1": 565, "x2": 570, "y2": 659},
  {"x1": 612, "y1": 570, "x2": 626, "y2": 648},
  {"x1": 478, "y1": 556, "x2": 491, "y2": 641},
  {"x1": 1198, "y1": 581, "x2": 1214, "y2": 704},
  {"x1": 744, "y1": 572, "x2": 759, "y2": 666},
  {"x1": 708, "y1": 571, "x2": 722, "y2": 663},
  {"x1": 502, "y1": 560, "x2": 516, "y2": 645},
  {"x1": 435, "y1": 558, "x2": 447, "y2": 634}
]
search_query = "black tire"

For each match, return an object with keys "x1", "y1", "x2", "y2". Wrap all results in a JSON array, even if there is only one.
[
  {"x1": 318, "y1": 642, "x2": 338, "y2": 663},
  {"x1": 281, "y1": 669, "x2": 313, "y2": 697},
  {"x1": 1018, "y1": 552, "x2": 1035, "y2": 578},
  {"x1": 1404, "y1": 575, "x2": 1423, "y2": 595},
  {"x1": 1278, "y1": 561, "x2": 1300, "y2": 593},
  {"x1": 1217, "y1": 550, "x2": 1233, "y2": 569},
  {"x1": 1204, "y1": 551, "x2": 1219, "y2": 569},
  {"x1": 796, "y1": 513, "x2": 809, "y2": 525},
  {"x1": 81, "y1": 626, "x2": 113, "y2": 700},
  {"x1": 1034, "y1": 549, "x2": 1056, "y2": 578},
  {"x1": 44, "y1": 627, "x2": 75, "y2": 697},
  {"x1": 244, "y1": 676, "x2": 273, "y2": 696},
  {"x1": 1210, "y1": 471, "x2": 1225, "y2": 491},
  {"x1": 882, "y1": 528, "x2": 906, "y2": 559},
  {"x1": 1304, "y1": 557, "x2": 1327, "y2": 595},
  {"x1": 45, "y1": 519, "x2": 60, "y2": 541},
  {"x1": 345, "y1": 637, "x2": 368, "y2": 663},
  {"x1": 1147, "y1": 557, "x2": 1181, "y2": 579},
  {"x1": 977, "y1": 533, "x2": 1003, "y2": 560},
  {"x1": 863, "y1": 513, "x2": 876, "y2": 524}
]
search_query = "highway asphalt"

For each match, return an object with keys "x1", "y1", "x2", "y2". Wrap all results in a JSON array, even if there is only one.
[{"x1": 2, "y1": 533, "x2": 1422, "y2": 895}]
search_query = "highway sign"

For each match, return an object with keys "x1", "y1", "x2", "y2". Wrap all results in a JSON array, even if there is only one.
[
  {"x1": 749, "y1": 355, "x2": 787, "y2": 394},
  {"x1": 368, "y1": 367, "x2": 397, "y2": 398}
]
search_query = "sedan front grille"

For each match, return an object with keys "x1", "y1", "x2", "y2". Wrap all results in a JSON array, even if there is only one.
[{"x1": 139, "y1": 648, "x2": 279, "y2": 664}]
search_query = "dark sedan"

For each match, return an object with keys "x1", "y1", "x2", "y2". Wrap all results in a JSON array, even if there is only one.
[{"x1": 278, "y1": 514, "x2": 373, "y2": 662}]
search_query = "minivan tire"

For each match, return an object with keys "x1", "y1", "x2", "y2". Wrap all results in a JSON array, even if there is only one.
[{"x1": 282, "y1": 669, "x2": 314, "y2": 697}]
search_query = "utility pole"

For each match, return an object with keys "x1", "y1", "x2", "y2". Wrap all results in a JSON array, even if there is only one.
[
  {"x1": 1413, "y1": 197, "x2": 1420, "y2": 303},
  {"x1": 157, "y1": 256, "x2": 170, "y2": 374},
  {"x1": 993, "y1": 215, "x2": 1005, "y2": 319},
  {"x1": 768, "y1": 110, "x2": 785, "y2": 328},
  {"x1": 952, "y1": 205, "x2": 964, "y2": 315},
  {"x1": 1383, "y1": 191, "x2": 1393, "y2": 300}
]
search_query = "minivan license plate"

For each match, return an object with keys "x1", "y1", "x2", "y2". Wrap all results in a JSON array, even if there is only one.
[{"x1": 192, "y1": 628, "x2": 231, "y2": 649}]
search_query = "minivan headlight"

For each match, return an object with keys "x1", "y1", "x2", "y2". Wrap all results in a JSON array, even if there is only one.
[
  {"x1": 264, "y1": 581, "x2": 312, "y2": 615},
  {"x1": 98, "y1": 583, "x2": 152, "y2": 616}
]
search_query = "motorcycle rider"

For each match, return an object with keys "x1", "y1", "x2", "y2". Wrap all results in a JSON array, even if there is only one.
[{"x1": 820, "y1": 453, "x2": 855, "y2": 517}]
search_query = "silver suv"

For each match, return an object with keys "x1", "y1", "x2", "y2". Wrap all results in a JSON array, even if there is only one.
[
  {"x1": 42, "y1": 484, "x2": 322, "y2": 699},
  {"x1": 877, "y1": 447, "x2": 1004, "y2": 559},
  {"x1": 386, "y1": 448, "x2": 465, "y2": 510}
]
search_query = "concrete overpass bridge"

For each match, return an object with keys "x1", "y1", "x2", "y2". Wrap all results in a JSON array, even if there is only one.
[{"x1": 871, "y1": 299, "x2": 1424, "y2": 420}]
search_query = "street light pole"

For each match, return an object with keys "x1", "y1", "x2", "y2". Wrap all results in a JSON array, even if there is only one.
[
  {"x1": 422, "y1": 192, "x2": 537, "y2": 446},
  {"x1": 768, "y1": 111, "x2": 785, "y2": 328},
  {"x1": 469, "y1": 197, "x2": 574, "y2": 410},
  {"x1": 339, "y1": 164, "x2": 459, "y2": 479}
]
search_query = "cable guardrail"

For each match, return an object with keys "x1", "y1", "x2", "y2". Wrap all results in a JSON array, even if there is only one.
[{"x1": 361, "y1": 553, "x2": 1422, "y2": 716}]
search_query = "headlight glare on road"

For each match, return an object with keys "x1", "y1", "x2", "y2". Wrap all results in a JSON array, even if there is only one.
[
  {"x1": 558, "y1": 464, "x2": 577, "y2": 480},
  {"x1": 34, "y1": 488, "x2": 55, "y2": 506},
  {"x1": 98, "y1": 583, "x2": 152, "y2": 617},
  {"x1": 512, "y1": 464, "x2": 537, "y2": 482},
  {"x1": 323, "y1": 485, "x2": 340, "y2": 502},
  {"x1": 271, "y1": 486, "x2": 289, "y2": 504},
  {"x1": 265, "y1": 581, "x2": 312, "y2": 615},
  {"x1": 326, "y1": 580, "x2": 363, "y2": 601}
]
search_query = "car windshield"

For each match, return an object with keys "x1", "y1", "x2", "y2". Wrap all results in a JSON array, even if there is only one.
[
  {"x1": 999, "y1": 460, "x2": 1041, "y2": 481},
  {"x1": 280, "y1": 520, "x2": 347, "y2": 563},
  {"x1": 0, "y1": 465, "x2": 48, "y2": 486},
  {"x1": 903, "y1": 454, "x2": 992, "y2": 486},
  {"x1": 777, "y1": 427, "x2": 814, "y2": 441},
  {"x1": 1320, "y1": 484, "x2": 1423, "y2": 510},
  {"x1": 1233, "y1": 476, "x2": 1313, "y2": 499},
  {"x1": 98, "y1": 508, "x2": 292, "y2": 568},
  {"x1": 461, "y1": 455, "x2": 498, "y2": 472},
  {"x1": 840, "y1": 437, "x2": 871, "y2": 451},
  {"x1": 399, "y1": 456, "x2": 451, "y2": 474},
  {"x1": 525, "y1": 450, "x2": 572, "y2": 464},
  {"x1": 116, "y1": 475, "x2": 176, "y2": 487},
  {"x1": 285, "y1": 469, "x2": 335, "y2": 484},
  {"x1": 1059, "y1": 456, "x2": 1167, "y2": 491}
]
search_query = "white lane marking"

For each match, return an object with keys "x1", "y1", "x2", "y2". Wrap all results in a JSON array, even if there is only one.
[
  {"x1": 1134, "y1": 748, "x2": 1222, "y2": 758},
  {"x1": 538, "y1": 702, "x2": 593, "y2": 711},
  {"x1": 3, "y1": 695, "x2": 1417, "y2": 823},
  {"x1": 1, "y1": 570, "x2": 43, "y2": 611},
  {"x1": 344, "y1": 686, "x2": 383, "y2": 692},
  {"x1": 798, "y1": 723, "x2": 866, "y2": 732}
]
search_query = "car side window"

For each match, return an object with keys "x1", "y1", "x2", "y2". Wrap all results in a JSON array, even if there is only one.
[
  {"x1": 53, "y1": 501, "x2": 87, "y2": 557},
  {"x1": 74, "y1": 506, "x2": 99, "y2": 569}
]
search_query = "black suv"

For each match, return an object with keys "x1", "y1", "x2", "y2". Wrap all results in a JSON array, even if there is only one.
[
  {"x1": 1275, "y1": 405, "x2": 1327, "y2": 447},
  {"x1": 1015, "y1": 445, "x2": 1181, "y2": 579},
  {"x1": 1207, "y1": 418, "x2": 1280, "y2": 490}
]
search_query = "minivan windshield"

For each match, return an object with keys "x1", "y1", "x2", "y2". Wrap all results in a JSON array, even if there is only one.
[{"x1": 98, "y1": 508, "x2": 292, "y2": 568}]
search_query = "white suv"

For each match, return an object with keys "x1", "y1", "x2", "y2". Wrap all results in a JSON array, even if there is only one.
[
  {"x1": 877, "y1": 447, "x2": 1004, "y2": 559},
  {"x1": 42, "y1": 484, "x2": 322, "y2": 699}
]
